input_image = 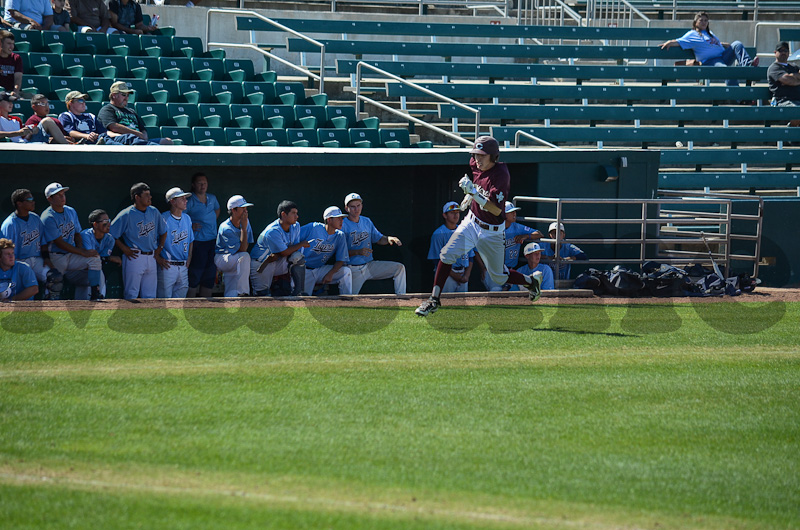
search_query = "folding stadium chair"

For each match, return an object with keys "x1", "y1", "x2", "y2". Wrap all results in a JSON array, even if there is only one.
[
  {"x1": 224, "y1": 128, "x2": 258, "y2": 146},
  {"x1": 49, "y1": 76, "x2": 84, "y2": 101},
  {"x1": 43, "y1": 31, "x2": 76, "y2": 54},
  {"x1": 210, "y1": 81, "x2": 244, "y2": 105},
  {"x1": 380, "y1": 128, "x2": 410, "y2": 148},
  {"x1": 349, "y1": 128, "x2": 380, "y2": 148},
  {"x1": 178, "y1": 80, "x2": 212, "y2": 104},
  {"x1": 294, "y1": 105, "x2": 326, "y2": 129},
  {"x1": 26, "y1": 53, "x2": 64, "y2": 76},
  {"x1": 76, "y1": 32, "x2": 110, "y2": 55},
  {"x1": 224, "y1": 59, "x2": 255, "y2": 82},
  {"x1": 135, "y1": 102, "x2": 169, "y2": 128},
  {"x1": 261, "y1": 105, "x2": 294, "y2": 129},
  {"x1": 146, "y1": 79, "x2": 180, "y2": 104},
  {"x1": 325, "y1": 105, "x2": 357, "y2": 129},
  {"x1": 126, "y1": 56, "x2": 160, "y2": 80},
  {"x1": 93, "y1": 54, "x2": 128, "y2": 79},
  {"x1": 193, "y1": 127, "x2": 227, "y2": 146},
  {"x1": 229, "y1": 104, "x2": 263, "y2": 128},
  {"x1": 317, "y1": 128, "x2": 350, "y2": 148},
  {"x1": 83, "y1": 77, "x2": 114, "y2": 102},
  {"x1": 61, "y1": 54, "x2": 94, "y2": 78},
  {"x1": 159, "y1": 126, "x2": 193, "y2": 145},
  {"x1": 242, "y1": 81, "x2": 276, "y2": 105},
  {"x1": 255, "y1": 128, "x2": 288, "y2": 146},
  {"x1": 198, "y1": 103, "x2": 232, "y2": 128},
  {"x1": 159, "y1": 56, "x2": 193, "y2": 81},
  {"x1": 140, "y1": 35, "x2": 173, "y2": 58},
  {"x1": 108, "y1": 33, "x2": 142, "y2": 57},
  {"x1": 274, "y1": 82, "x2": 305, "y2": 106},
  {"x1": 167, "y1": 102, "x2": 201, "y2": 127},
  {"x1": 287, "y1": 128, "x2": 319, "y2": 147},
  {"x1": 191, "y1": 58, "x2": 226, "y2": 81},
  {"x1": 9, "y1": 29, "x2": 43, "y2": 53}
]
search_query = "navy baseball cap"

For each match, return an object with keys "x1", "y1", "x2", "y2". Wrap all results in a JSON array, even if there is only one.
[
  {"x1": 776, "y1": 41, "x2": 790, "y2": 52},
  {"x1": 470, "y1": 136, "x2": 499, "y2": 156}
]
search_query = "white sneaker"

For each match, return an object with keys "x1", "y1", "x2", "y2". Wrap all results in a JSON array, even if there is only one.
[
  {"x1": 527, "y1": 271, "x2": 543, "y2": 302},
  {"x1": 415, "y1": 296, "x2": 441, "y2": 317}
]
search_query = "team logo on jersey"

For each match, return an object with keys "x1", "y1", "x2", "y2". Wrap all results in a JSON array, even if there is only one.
[
  {"x1": 60, "y1": 221, "x2": 75, "y2": 240},
  {"x1": 21, "y1": 229, "x2": 40, "y2": 248},
  {"x1": 137, "y1": 220, "x2": 156, "y2": 238},
  {"x1": 497, "y1": 191, "x2": 504, "y2": 202},
  {"x1": 349, "y1": 231, "x2": 370, "y2": 246},
  {"x1": 171, "y1": 229, "x2": 189, "y2": 245}
]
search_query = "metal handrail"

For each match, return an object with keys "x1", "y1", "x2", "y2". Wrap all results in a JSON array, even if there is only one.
[
  {"x1": 754, "y1": 21, "x2": 800, "y2": 60},
  {"x1": 514, "y1": 130, "x2": 561, "y2": 149},
  {"x1": 205, "y1": 9, "x2": 326, "y2": 93},
  {"x1": 356, "y1": 62, "x2": 479, "y2": 146}
]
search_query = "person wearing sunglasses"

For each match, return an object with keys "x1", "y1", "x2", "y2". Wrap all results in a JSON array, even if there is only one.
[
  {"x1": 97, "y1": 81, "x2": 172, "y2": 145},
  {"x1": 59, "y1": 90, "x2": 107, "y2": 144},
  {"x1": 79, "y1": 209, "x2": 121, "y2": 299}
]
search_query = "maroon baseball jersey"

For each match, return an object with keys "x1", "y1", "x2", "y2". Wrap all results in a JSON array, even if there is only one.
[{"x1": 469, "y1": 157, "x2": 509, "y2": 226}]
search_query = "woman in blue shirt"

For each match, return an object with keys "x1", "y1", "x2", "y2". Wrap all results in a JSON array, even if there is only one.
[{"x1": 185, "y1": 172, "x2": 220, "y2": 297}]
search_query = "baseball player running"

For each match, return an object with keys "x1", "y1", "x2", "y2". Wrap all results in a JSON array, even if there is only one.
[
  {"x1": 298, "y1": 206, "x2": 352, "y2": 296},
  {"x1": 157, "y1": 187, "x2": 194, "y2": 298},
  {"x1": 250, "y1": 200, "x2": 309, "y2": 297},
  {"x1": 110, "y1": 182, "x2": 167, "y2": 300},
  {"x1": 214, "y1": 195, "x2": 254, "y2": 297},
  {"x1": 479, "y1": 201, "x2": 542, "y2": 291},
  {"x1": 427, "y1": 201, "x2": 473, "y2": 293},
  {"x1": 80, "y1": 209, "x2": 121, "y2": 298},
  {"x1": 40, "y1": 182, "x2": 103, "y2": 300},
  {"x1": 415, "y1": 136, "x2": 543, "y2": 317},
  {"x1": 342, "y1": 193, "x2": 406, "y2": 295}
]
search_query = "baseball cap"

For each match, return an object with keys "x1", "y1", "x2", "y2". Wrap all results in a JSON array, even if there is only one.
[
  {"x1": 323, "y1": 206, "x2": 347, "y2": 220},
  {"x1": 166, "y1": 187, "x2": 192, "y2": 201},
  {"x1": 776, "y1": 41, "x2": 790, "y2": 52},
  {"x1": 0, "y1": 91, "x2": 18, "y2": 103},
  {"x1": 110, "y1": 81, "x2": 134, "y2": 95},
  {"x1": 504, "y1": 201, "x2": 521, "y2": 214},
  {"x1": 442, "y1": 201, "x2": 459, "y2": 213},
  {"x1": 65, "y1": 90, "x2": 89, "y2": 103},
  {"x1": 523, "y1": 242, "x2": 543, "y2": 255},
  {"x1": 31, "y1": 93, "x2": 48, "y2": 103},
  {"x1": 470, "y1": 135, "x2": 500, "y2": 156},
  {"x1": 227, "y1": 194, "x2": 253, "y2": 210},
  {"x1": 548, "y1": 222, "x2": 565, "y2": 233},
  {"x1": 45, "y1": 182, "x2": 69, "y2": 198},
  {"x1": 344, "y1": 192, "x2": 362, "y2": 206}
]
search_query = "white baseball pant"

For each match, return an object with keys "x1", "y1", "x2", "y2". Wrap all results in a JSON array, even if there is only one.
[
  {"x1": 443, "y1": 275, "x2": 469, "y2": 293},
  {"x1": 157, "y1": 263, "x2": 189, "y2": 298},
  {"x1": 304, "y1": 265, "x2": 353, "y2": 295},
  {"x1": 250, "y1": 255, "x2": 288, "y2": 294},
  {"x1": 51, "y1": 252, "x2": 102, "y2": 276},
  {"x1": 214, "y1": 252, "x2": 251, "y2": 297},
  {"x1": 349, "y1": 261, "x2": 406, "y2": 295},
  {"x1": 440, "y1": 212, "x2": 508, "y2": 287},
  {"x1": 121, "y1": 253, "x2": 157, "y2": 299},
  {"x1": 20, "y1": 256, "x2": 50, "y2": 283}
]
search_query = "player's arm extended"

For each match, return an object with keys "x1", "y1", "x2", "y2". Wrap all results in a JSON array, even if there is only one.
[
  {"x1": 376, "y1": 235, "x2": 402, "y2": 246},
  {"x1": 12, "y1": 285, "x2": 38, "y2": 301},
  {"x1": 53, "y1": 235, "x2": 96, "y2": 258}
]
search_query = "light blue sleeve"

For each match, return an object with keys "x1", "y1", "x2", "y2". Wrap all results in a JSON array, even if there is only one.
[
  {"x1": 42, "y1": 212, "x2": 61, "y2": 244},
  {"x1": 266, "y1": 226, "x2": 288, "y2": 254},
  {"x1": 540, "y1": 266, "x2": 555, "y2": 290},
  {"x1": 18, "y1": 262, "x2": 37, "y2": 291},
  {"x1": 1, "y1": 216, "x2": 17, "y2": 245},
  {"x1": 334, "y1": 231, "x2": 348, "y2": 263},
  {"x1": 427, "y1": 228, "x2": 446, "y2": 261},
  {"x1": 79, "y1": 228, "x2": 95, "y2": 251},
  {"x1": 157, "y1": 210, "x2": 167, "y2": 236},
  {"x1": 109, "y1": 208, "x2": 128, "y2": 240},
  {"x1": 298, "y1": 222, "x2": 314, "y2": 242}
]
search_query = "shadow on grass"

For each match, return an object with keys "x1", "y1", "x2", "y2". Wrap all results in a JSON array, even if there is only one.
[
  {"x1": 620, "y1": 303, "x2": 682, "y2": 334},
  {"x1": 691, "y1": 299, "x2": 786, "y2": 334},
  {"x1": 108, "y1": 300, "x2": 178, "y2": 334},
  {"x1": 307, "y1": 301, "x2": 399, "y2": 334},
  {"x1": 181, "y1": 299, "x2": 293, "y2": 335},
  {"x1": 1, "y1": 303, "x2": 54, "y2": 333}
]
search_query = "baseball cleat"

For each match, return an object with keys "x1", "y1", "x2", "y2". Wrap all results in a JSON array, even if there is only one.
[
  {"x1": 415, "y1": 296, "x2": 441, "y2": 317},
  {"x1": 527, "y1": 271, "x2": 543, "y2": 302}
]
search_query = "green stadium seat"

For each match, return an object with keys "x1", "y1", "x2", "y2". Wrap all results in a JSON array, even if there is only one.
[
  {"x1": 43, "y1": 31, "x2": 76, "y2": 54},
  {"x1": 117, "y1": 79, "x2": 147, "y2": 104},
  {"x1": 159, "y1": 56, "x2": 193, "y2": 80},
  {"x1": 262, "y1": 104, "x2": 294, "y2": 129},
  {"x1": 47, "y1": 99, "x2": 66, "y2": 116},
  {"x1": 193, "y1": 127, "x2": 227, "y2": 146},
  {"x1": 287, "y1": 128, "x2": 319, "y2": 147},
  {"x1": 210, "y1": 81, "x2": 244, "y2": 105},
  {"x1": 126, "y1": 55, "x2": 160, "y2": 80},
  {"x1": 146, "y1": 79, "x2": 180, "y2": 103},
  {"x1": 224, "y1": 58, "x2": 255, "y2": 82},
  {"x1": 167, "y1": 102, "x2": 201, "y2": 127},
  {"x1": 274, "y1": 82, "x2": 305, "y2": 106},
  {"x1": 255, "y1": 128, "x2": 288, "y2": 146},
  {"x1": 380, "y1": 128, "x2": 410, "y2": 148},
  {"x1": 135, "y1": 102, "x2": 168, "y2": 128},
  {"x1": 178, "y1": 80, "x2": 212, "y2": 104},
  {"x1": 140, "y1": 35, "x2": 173, "y2": 58},
  {"x1": 349, "y1": 128, "x2": 380, "y2": 148},
  {"x1": 83, "y1": 77, "x2": 114, "y2": 102},
  {"x1": 294, "y1": 105, "x2": 326, "y2": 129},
  {"x1": 305, "y1": 93, "x2": 328, "y2": 106},
  {"x1": 317, "y1": 128, "x2": 350, "y2": 148},
  {"x1": 325, "y1": 105, "x2": 357, "y2": 129},
  {"x1": 229, "y1": 104, "x2": 263, "y2": 128},
  {"x1": 259, "y1": 70, "x2": 277, "y2": 83},
  {"x1": 26, "y1": 53, "x2": 64, "y2": 76},
  {"x1": 76, "y1": 33, "x2": 109, "y2": 55},
  {"x1": 198, "y1": 103, "x2": 232, "y2": 127},
  {"x1": 108, "y1": 33, "x2": 142, "y2": 57},
  {"x1": 85, "y1": 101, "x2": 102, "y2": 116},
  {"x1": 94, "y1": 54, "x2": 127, "y2": 79},
  {"x1": 10, "y1": 29, "x2": 43, "y2": 53},
  {"x1": 224, "y1": 127, "x2": 257, "y2": 146},
  {"x1": 356, "y1": 116, "x2": 380, "y2": 129},
  {"x1": 242, "y1": 81, "x2": 276, "y2": 105},
  {"x1": 159, "y1": 126, "x2": 193, "y2": 145},
  {"x1": 49, "y1": 76, "x2": 84, "y2": 101},
  {"x1": 62, "y1": 54, "x2": 94, "y2": 78},
  {"x1": 192, "y1": 57, "x2": 226, "y2": 81},
  {"x1": 171, "y1": 36, "x2": 225, "y2": 59},
  {"x1": 19, "y1": 75, "x2": 51, "y2": 98}
]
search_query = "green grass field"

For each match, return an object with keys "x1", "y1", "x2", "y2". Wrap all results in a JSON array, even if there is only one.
[{"x1": 1, "y1": 302, "x2": 799, "y2": 529}]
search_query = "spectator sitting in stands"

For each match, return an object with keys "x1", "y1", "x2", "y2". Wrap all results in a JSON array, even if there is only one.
[
  {"x1": 660, "y1": 12, "x2": 758, "y2": 86},
  {"x1": 98, "y1": 81, "x2": 172, "y2": 145},
  {"x1": 0, "y1": 237, "x2": 38, "y2": 301},
  {"x1": 3, "y1": 0, "x2": 55, "y2": 30},
  {"x1": 49, "y1": 0, "x2": 69, "y2": 31},
  {"x1": 0, "y1": 30, "x2": 22, "y2": 98},
  {"x1": 66, "y1": 0, "x2": 113, "y2": 33},
  {"x1": 25, "y1": 93, "x2": 70, "y2": 142},
  {"x1": 59, "y1": 90, "x2": 107, "y2": 144},
  {"x1": 109, "y1": 0, "x2": 156, "y2": 35},
  {"x1": 540, "y1": 222, "x2": 587, "y2": 281},
  {"x1": 768, "y1": 42, "x2": 800, "y2": 127},
  {"x1": 0, "y1": 91, "x2": 68, "y2": 143}
]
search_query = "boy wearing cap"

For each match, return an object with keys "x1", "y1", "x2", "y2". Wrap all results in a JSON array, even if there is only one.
[
  {"x1": 0, "y1": 91, "x2": 68, "y2": 143},
  {"x1": 40, "y1": 182, "x2": 104, "y2": 300},
  {"x1": 0, "y1": 238, "x2": 38, "y2": 301},
  {"x1": 80, "y1": 209, "x2": 120, "y2": 298},
  {"x1": 342, "y1": 192, "x2": 406, "y2": 295},
  {"x1": 297, "y1": 206, "x2": 352, "y2": 296},
  {"x1": 59, "y1": 90, "x2": 107, "y2": 144},
  {"x1": 250, "y1": 200, "x2": 309, "y2": 297},
  {"x1": 0, "y1": 31, "x2": 23, "y2": 97},
  {"x1": 479, "y1": 201, "x2": 541, "y2": 291},
  {"x1": 157, "y1": 188, "x2": 194, "y2": 298},
  {"x1": 98, "y1": 81, "x2": 172, "y2": 145},
  {"x1": 768, "y1": 42, "x2": 800, "y2": 126},
  {"x1": 416, "y1": 136, "x2": 542, "y2": 317},
  {"x1": 25, "y1": 93, "x2": 69, "y2": 142},
  {"x1": 215, "y1": 195, "x2": 253, "y2": 297},
  {"x1": 510, "y1": 243, "x2": 554, "y2": 292},
  {"x1": 541, "y1": 222, "x2": 587, "y2": 281},
  {"x1": 110, "y1": 182, "x2": 167, "y2": 299},
  {"x1": 427, "y1": 201, "x2": 473, "y2": 293}
]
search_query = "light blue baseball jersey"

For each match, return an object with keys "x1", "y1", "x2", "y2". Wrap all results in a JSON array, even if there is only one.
[
  {"x1": 427, "y1": 224, "x2": 473, "y2": 273},
  {"x1": 541, "y1": 243, "x2": 586, "y2": 279},
  {"x1": 79, "y1": 227, "x2": 115, "y2": 258},
  {"x1": 185, "y1": 193, "x2": 220, "y2": 242},
  {"x1": 0, "y1": 261, "x2": 37, "y2": 300},
  {"x1": 503, "y1": 222, "x2": 538, "y2": 268},
  {"x1": 1, "y1": 212, "x2": 44, "y2": 259},
  {"x1": 41, "y1": 205, "x2": 81, "y2": 254},
  {"x1": 161, "y1": 212, "x2": 194, "y2": 261},
  {"x1": 110, "y1": 205, "x2": 167, "y2": 252},
  {"x1": 251, "y1": 219, "x2": 301, "y2": 262},
  {"x1": 342, "y1": 216, "x2": 383, "y2": 266},
  {"x1": 513, "y1": 262, "x2": 555, "y2": 291},
  {"x1": 215, "y1": 218, "x2": 254, "y2": 254},
  {"x1": 299, "y1": 222, "x2": 348, "y2": 269}
]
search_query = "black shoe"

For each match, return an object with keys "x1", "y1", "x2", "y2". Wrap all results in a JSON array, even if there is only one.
[
  {"x1": 90, "y1": 286, "x2": 104, "y2": 301},
  {"x1": 415, "y1": 296, "x2": 441, "y2": 317}
]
